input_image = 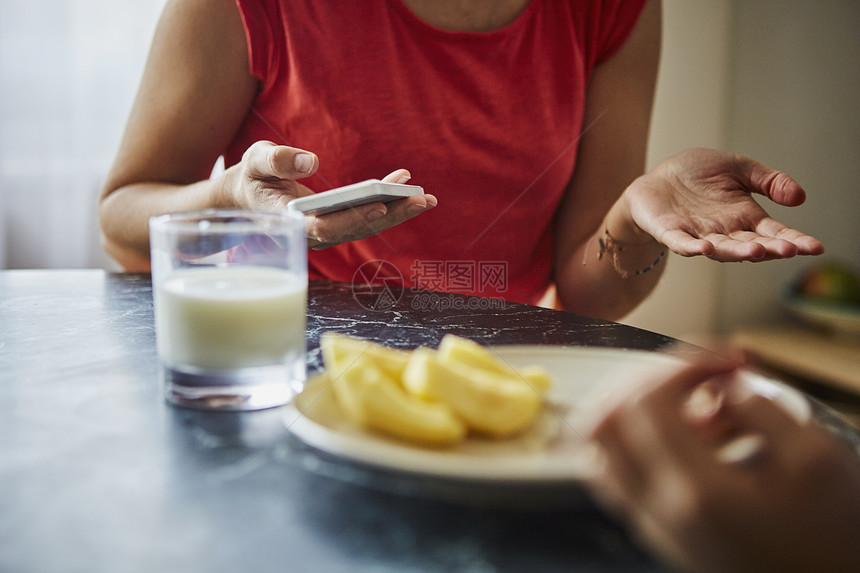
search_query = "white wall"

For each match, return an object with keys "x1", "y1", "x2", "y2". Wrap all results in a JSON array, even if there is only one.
[
  {"x1": 718, "y1": 0, "x2": 860, "y2": 332},
  {"x1": 623, "y1": 0, "x2": 860, "y2": 341},
  {"x1": 0, "y1": 0, "x2": 166, "y2": 270}
]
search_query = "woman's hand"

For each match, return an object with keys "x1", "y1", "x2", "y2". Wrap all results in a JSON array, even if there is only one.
[
  {"x1": 609, "y1": 148, "x2": 825, "y2": 261},
  {"x1": 232, "y1": 141, "x2": 437, "y2": 249},
  {"x1": 581, "y1": 352, "x2": 860, "y2": 573}
]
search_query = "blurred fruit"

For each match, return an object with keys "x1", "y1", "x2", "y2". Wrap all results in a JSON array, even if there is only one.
[{"x1": 794, "y1": 261, "x2": 860, "y2": 304}]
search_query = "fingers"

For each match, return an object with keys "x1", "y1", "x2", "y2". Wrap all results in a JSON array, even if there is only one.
[
  {"x1": 723, "y1": 378, "x2": 810, "y2": 440},
  {"x1": 660, "y1": 229, "x2": 768, "y2": 261},
  {"x1": 701, "y1": 226, "x2": 826, "y2": 261},
  {"x1": 584, "y1": 347, "x2": 859, "y2": 573},
  {"x1": 383, "y1": 189, "x2": 438, "y2": 219},
  {"x1": 702, "y1": 381, "x2": 813, "y2": 483},
  {"x1": 305, "y1": 169, "x2": 437, "y2": 249},
  {"x1": 582, "y1": 419, "x2": 648, "y2": 517},
  {"x1": 379, "y1": 169, "x2": 439, "y2": 217},
  {"x1": 584, "y1": 357, "x2": 740, "y2": 488},
  {"x1": 661, "y1": 227, "x2": 823, "y2": 261},
  {"x1": 583, "y1": 354, "x2": 740, "y2": 437},
  {"x1": 305, "y1": 196, "x2": 436, "y2": 248},
  {"x1": 381, "y1": 168, "x2": 412, "y2": 184},
  {"x1": 705, "y1": 232, "x2": 785, "y2": 261},
  {"x1": 755, "y1": 218, "x2": 826, "y2": 256},
  {"x1": 623, "y1": 360, "x2": 741, "y2": 444},
  {"x1": 243, "y1": 140, "x2": 319, "y2": 180},
  {"x1": 658, "y1": 229, "x2": 715, "y2": 257},
  {"x1": 582, "y1": 361, "x2": 744, "y2": 537}
]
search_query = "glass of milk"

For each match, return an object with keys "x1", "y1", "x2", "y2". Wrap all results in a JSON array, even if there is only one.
[{"x1": 149, "y1": 210, "x2": 307, "y2": 410}]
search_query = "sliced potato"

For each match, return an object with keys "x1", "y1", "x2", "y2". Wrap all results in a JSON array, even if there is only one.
[
  {"x1": 402, "y1": 347, "x2": 542, "y2": 438},
  {"x1": 319, "y1": 333, "x2": 552, "y2": 444},
  {"x1": 331, "y1": 353, "x2": 466, "y2": 446},
  {"x1": 437, "y1": 334, "x2": 513, "y2": 374},
  {"x1": 320, "y1": 332, "x2": 410, "y2": 382},
  {"x1": 517, "y1": 365, "x2": 553, "y2": 395},
  {"x1": 437, "y1": 334, "x2": 552, "y2": 395}
]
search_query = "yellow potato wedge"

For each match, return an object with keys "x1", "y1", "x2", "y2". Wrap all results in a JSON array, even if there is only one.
[
  {"x1": 516, "y1": 365, "x2": 554, "y2": 396},
  {"x1": 331, "y1": 353, "x2": 466, "y2": 446},
  {"x1": 437, "y1": 334, "x2": 552, "y2": 395},
  {"x1": 402, "y1": 347, "x2": 543, "y2": 438},
  {"x1": 320, "y1": 332, "x2": 410, "y2": 382}
]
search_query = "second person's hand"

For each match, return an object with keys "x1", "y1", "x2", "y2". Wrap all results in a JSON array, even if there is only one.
[{"x1": 581, "y1": 352, "x2": 860, "y2": 573}]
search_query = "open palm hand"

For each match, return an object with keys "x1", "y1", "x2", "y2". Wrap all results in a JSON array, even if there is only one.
[{"x1": 625, "y1": 149, "x2": 824, "y2": 262}]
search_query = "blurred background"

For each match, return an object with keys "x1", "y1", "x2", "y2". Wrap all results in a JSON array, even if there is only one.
[
  {"x1": 1, "y1": 0, "x2": 858, "y2": 343},
  {"x1": 0, "y1": 0, "x2": 165, "y2": 270},
  {"x1": 625, "y1": 0, "x2": 860, "y2": 343}
]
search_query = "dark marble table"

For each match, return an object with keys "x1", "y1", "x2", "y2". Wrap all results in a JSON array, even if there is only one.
[{"x1": 1, "y1": 270, "x2": 680, "y2": 573}]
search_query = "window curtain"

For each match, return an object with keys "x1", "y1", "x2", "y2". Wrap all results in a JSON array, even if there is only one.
[{"x1": 0, "y1": 0, "x2": 167, "y2": 269}]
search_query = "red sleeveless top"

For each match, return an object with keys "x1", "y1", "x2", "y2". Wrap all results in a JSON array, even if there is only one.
[{"x1": 229, "y1": 0, "x2": 646, "y2": 305}]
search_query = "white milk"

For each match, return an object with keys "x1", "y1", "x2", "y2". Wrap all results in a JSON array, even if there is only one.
[{"x1": 156, "y1": 266, "x2": 307, "y2": 371}]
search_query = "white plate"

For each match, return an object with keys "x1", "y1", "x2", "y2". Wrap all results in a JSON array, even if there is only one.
[{"x1": 283, "y1": 346, "x2": 688, "y2": 483}]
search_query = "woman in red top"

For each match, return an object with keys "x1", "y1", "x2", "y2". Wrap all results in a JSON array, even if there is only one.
[{"x1": 99, "y1": 0, "x2": 823, "y2": 318}]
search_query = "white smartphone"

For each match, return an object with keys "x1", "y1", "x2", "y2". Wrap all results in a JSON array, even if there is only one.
[{"x1": 287, "y1": 179, "x2": 424, "y2": 216}]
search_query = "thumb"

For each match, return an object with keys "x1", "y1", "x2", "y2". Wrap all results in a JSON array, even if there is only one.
[
  {"x1": 739, "y1": 156, "x2": 806, "y2": 207},
  {"x1": 243, "y1": 141, "x2": 319, "y2": 180}
]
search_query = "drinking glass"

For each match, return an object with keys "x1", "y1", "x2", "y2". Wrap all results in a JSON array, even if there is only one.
[{"x1": 149, "y1": 209, "x2": 307, "y2": 410}]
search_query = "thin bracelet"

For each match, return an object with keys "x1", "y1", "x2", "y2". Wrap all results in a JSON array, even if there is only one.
[{"x1": 596, "y1": 227, "x2": 666, "y2": 279}]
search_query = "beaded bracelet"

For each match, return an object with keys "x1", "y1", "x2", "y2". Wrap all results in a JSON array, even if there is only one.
[{"x1": 597, "y1": 228, "x2": 666, "y2": 279}]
